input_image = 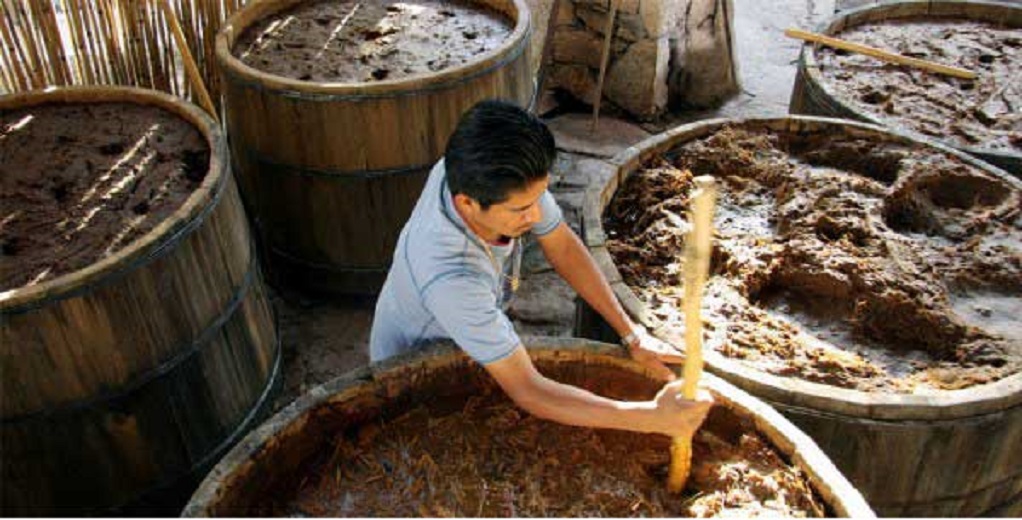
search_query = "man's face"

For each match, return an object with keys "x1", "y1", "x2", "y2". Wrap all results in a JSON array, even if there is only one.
[{"x1": 460, "y1": 175, "x2": 550, "y2": 241}]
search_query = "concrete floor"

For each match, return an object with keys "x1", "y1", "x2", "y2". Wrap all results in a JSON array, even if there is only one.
[{"x1": 271, "y1": 0, "x2": 853, "y2": 411}]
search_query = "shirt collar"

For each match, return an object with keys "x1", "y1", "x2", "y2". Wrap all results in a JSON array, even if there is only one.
[{"x1": 440, "y1": 175, "x2": 470, "y2": 235}]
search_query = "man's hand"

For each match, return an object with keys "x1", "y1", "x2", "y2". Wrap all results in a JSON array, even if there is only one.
[
  {"x1": 624, "y1": 328, "x2": 685, "y2": 382},
  {"x1": 653, "y1": 382, "x2": 714, "y2": 438}
]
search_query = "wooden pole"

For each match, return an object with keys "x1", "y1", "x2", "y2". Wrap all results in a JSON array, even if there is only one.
[
  {"x1": 0, "y1": 12, "x2": 17, "y2": 91},
  {"x1": 13, "y1": 2, "x2": 48, "y2": 88},
  {"x1": 147, "y1": 0, "x2": 172, "y2": 92},
  {"x1": 156, "y1": 0, "x2": 218, "y2": 121},
  {"x1": 62, "y1": 0, "x2": 89, "y2": 84},
  {"x1": 590, "y1": 0, "x2": 618, "y2": 132},
  {"x1": 155, "y1": 0, "x2": 178, "y2": 97},
  {"x1": 120, "y1": 2, "x2": 149, "y2": 87},
  {"x1": 34, "y1": 0, "x2": 70, "y2": 85},
  {"x1": 177, "y1": 0, "x2": 198, "y2": 99},
  {"x1": 203, "y1": 0, "x2": 221, "y2": 104},
  {"x1": 667, "y1": 175, "x2": 716, "y2": 494},
  {"x1": 78, "y1": 0, "x2": 109, "y2": 84},
  {"x1": 0, "y1": 2, "x2": 31, "y2": 91},
  {"x1": 97, "y1": 0, "x2": 122, "y2": 85},
  {"x1": 785, "y1": 27, "x2": 977, "y2": 80},
  {"x1": 533, "y1": 0, "x2": 562, "y2": 113}
]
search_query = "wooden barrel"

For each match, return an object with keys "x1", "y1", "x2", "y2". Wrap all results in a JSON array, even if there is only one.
[
  {"x1": 183, "y1": 339, "x2": 874, "y2": 517},
  {"x1": 575, "y1": 116, "x2": 1022, "y2": 517},
  {"x1": 0, "y1": 87, "x2": 280, "y2": 515},
  {"x1": 215, "y1": 0, "x2": 535, "y2": 295},
  {"x1": 790, "y1": 1, "x2": 1022, "y2": 177}
]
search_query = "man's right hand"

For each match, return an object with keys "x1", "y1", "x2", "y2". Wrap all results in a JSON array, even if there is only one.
[{"x1": 653, "y1": 381, "x2": 714, "y2": 438}]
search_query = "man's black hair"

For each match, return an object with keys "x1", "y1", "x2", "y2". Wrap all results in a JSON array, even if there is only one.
[{"x1": 445, "y1": 99, "x2": 556, "y2": 209}]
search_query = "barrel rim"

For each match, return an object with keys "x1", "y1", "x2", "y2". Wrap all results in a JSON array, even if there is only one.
[
  {"x1": 215, "y1": 0, "x2": 531, "y2": 96},
  {"x1": 581, "y1": 114, "x2": 1022, "y2": 421},
  {"x1": 0, "y1": 86, "x2": 227, "y2": 311},
  {"x1": 796, "y1": 0, "x2": 1022, "y2": 166},
  {"x1": 183, "y1": 338, "x2": 876, "y2": 518}
]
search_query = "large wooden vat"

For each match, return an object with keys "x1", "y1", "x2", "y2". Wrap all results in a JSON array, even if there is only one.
[
  {"x1": 576, "y1": 116, "x2": 1022, "y2": 517},
  {"x1": 0, "y1": 87, "x2": 280, "y2": 515},
  {"x1": 215, "y1": 0, "x2": 535, "y2": 295},
  {"x1": 790, "y1": 0, "x2": 1022, "y2": 176},
  {"x1": 183, "y1": 339, "x2": 874, "y2": 517}
]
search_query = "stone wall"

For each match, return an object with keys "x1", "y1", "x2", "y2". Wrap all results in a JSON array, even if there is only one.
[{"x1": 546, "y1": 0, "x2": 737, "y2": 119}]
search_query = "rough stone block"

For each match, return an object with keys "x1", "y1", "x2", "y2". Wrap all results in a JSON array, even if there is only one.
[
  {"x1": 555, "y1": 0, "x2": 576, "y2": 26},
  {"x1": 667, "y1": 0, "x2": 739, "y2": 108},
  {"x1": 616, "y1": 12, "x2": 647, "y2": 41},
  {"x1": 641, "y1": 0, "x2": 673, "y2": 38},
  {"x1": 605, "y1": 38, "x2": 669, "y2": 118},
  {"x1": 577, "y1": 5, "x2": 610, "y2": 34},
  {"x1": 577, "y1": 5, "x2": 647, "y2": 41},
  {"x1": 573, "y1": 0, "x2": 610, "y2": 12},
  {"x1": 548, "y1": 63, "x2": 599, "y2": 105},
  {"x1": 619, "y1": 0, "x2": 641, "y2": 14},
  {"x1": 552, "y1": 28, "x2": 604, "y2": 68}
]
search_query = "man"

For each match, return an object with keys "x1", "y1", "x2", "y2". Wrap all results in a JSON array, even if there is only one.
[{"x1": 371, "y1": 100, "x2": 712, "y2": 439}]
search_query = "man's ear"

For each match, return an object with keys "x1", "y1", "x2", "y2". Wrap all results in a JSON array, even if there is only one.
[{"x1": 453, "y1": 193, "x2": 479, "y2": 213}]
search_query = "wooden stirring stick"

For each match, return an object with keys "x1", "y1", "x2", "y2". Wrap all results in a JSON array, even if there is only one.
[
  {"x1": 785, "y1": 27, "x2": 977, "y2": 80},
  {"x1": 667, "y1": 176, "x2": 717, "y2": 494}
]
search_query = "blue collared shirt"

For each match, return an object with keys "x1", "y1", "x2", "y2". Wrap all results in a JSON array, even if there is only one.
[{"x1": 370, "y1": 159, "x2": 563, "y2": 364}]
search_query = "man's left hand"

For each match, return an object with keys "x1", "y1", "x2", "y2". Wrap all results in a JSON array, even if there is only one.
[{"x1": 625, "y1": 328, "x2": 685, "y2": 382}]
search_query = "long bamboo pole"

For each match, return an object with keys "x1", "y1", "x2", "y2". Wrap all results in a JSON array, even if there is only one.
[
  {"x1": 120, "y1": 1, "x2": 148, "y2": 87},
  {"x1": 785, "y1": 27, "x2": 977, "y2": 80},
  {"x1": 13, "y1": 2, "x2": 48, "y2": 88},
  {"x1": 0, "y1": 12, "x2": 17, "y2": 91},
  {"x1": 98, "y1": 2, "x2": 118, "y2": 86},
  {"x1": 78, "y1": 0, "x2": 108, "y2": 84},
  {"x1": 38, "y1": 1, "x2": 68, "y2": 84},
  {"x1": 157, "y1": 0, "x2": 218, "y2": 121},
  {"x1": 666, "y1": 175, "x2": 717, "y2": 494},
  {"x1": 102, "y1": 0, "x2": 130, "y2": 85},
  {"x1": 0, "y1": 3, "x2": 30, "y2": 91},
  {"x1": 64, "y1": 0, "x2": 93, "y2": 84},
  {"x1": 155, "y1": 0, "x2": 179, "y2": 97},
  {"x1": 143, "y1": 0, "x2": 168, "y2": 92}
]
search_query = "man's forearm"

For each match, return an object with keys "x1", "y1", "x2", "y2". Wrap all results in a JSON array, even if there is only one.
[
  {"x1": 485, "y1": 347, "x2": 702, "y2": 437},
  {"x1": 512, "y1": 370, "x2": 663, "y2": 433},
  {"x1": 541, "y1": 225, "x2": 634, "y2": 338}
]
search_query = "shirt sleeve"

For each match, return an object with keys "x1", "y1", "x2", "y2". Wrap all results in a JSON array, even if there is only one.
[
  {"x1": 531, "y1": 190, "x2": 563, "y2": 236},
  {"x1": 421, "y1": 270, "x2": 520, "y2": 365}
]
